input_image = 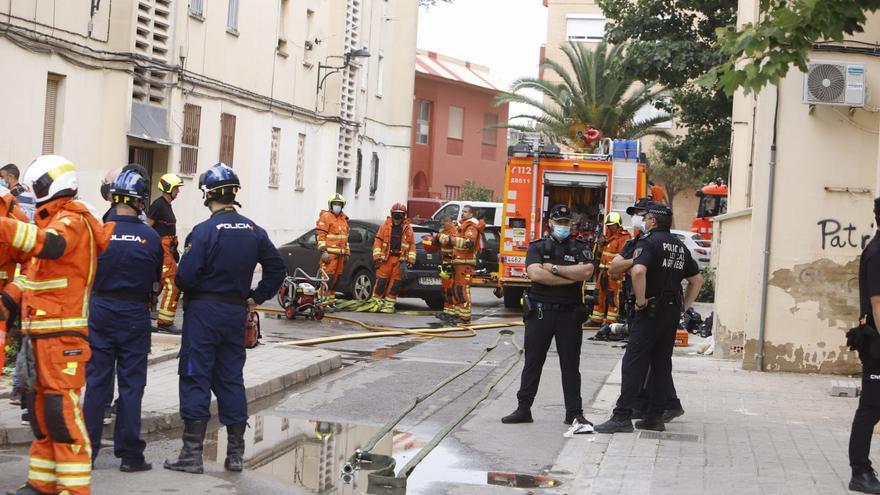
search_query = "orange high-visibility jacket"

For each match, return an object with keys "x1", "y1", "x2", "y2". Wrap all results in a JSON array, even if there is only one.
[
  {"x1": 0, "y1": 193, "x2": 29, "y2": 290},
  {"x1": 316, "y1": 210, "x2": 350, "y2": 256},
  {"x1": 452, "y1": 219, "x2": 484, "y2": 265},
  {"x1": 599, "y1": 228, "x2": 631, "y2": 270},
  {"x1": 423, "y1": 222, "x2": 458, "y2": 263},
  {"x1": 1, "y1": 198, "x2": 113, "y2": 336},
  {"x1": 372, "y1": 218, "x2": 415, "y2": 265}
]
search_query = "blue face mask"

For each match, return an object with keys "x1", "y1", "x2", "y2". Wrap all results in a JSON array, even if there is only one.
[
  {"x1": 332, "y1": 205, "x2": 342, "y2": 214},
  {"x1": 552, "y1": 225, "x2": 571, "y2": 240},
  {"x1": 0, "y1": 179, "x2": 8, "y2": 189}
]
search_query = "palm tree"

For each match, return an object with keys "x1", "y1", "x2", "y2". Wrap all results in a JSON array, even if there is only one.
[{"x1": 497, "y1": 42, "x2": 672, "y2": 149}]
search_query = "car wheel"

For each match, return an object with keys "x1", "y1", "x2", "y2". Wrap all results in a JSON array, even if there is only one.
[
  {"x1": 502, "y1": 286, "x2": 524, "y2": 309},
  {"x1": 423, "y1": 296, "x2": 444, "y2": 310},
  {"x1": 351, "y1": 269, "x2": 373, "y2": 301}
]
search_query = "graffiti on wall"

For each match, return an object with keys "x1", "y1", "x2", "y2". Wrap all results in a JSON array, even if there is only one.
[{"x1": 818, "y1": 219, "x2": 874, "y2": 250}]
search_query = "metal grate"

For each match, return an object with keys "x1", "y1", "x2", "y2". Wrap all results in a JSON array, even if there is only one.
[{"x1": 638, "y1": 431, "x2": 700, "y2": 443}]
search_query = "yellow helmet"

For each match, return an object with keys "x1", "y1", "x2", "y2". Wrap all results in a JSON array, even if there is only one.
[
  {"x1": 605, "y1": 212, "x2": 622, "y2": 227},
  {"x1": 158, "y1": 173, "x2": 183, "y2": 193},
  {"x1": 328, "y1": 193, "x2": 346, "y2": 207}
]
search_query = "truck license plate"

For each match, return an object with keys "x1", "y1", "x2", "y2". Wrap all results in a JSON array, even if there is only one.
[{"x1": 420, "y1": 277, "x2": 442, "y2": 286}]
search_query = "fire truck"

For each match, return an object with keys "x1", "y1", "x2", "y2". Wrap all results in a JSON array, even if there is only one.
[
  {"x1": 498, "y1": 139, "x2": 647, "y2": 308},
  {"x1": 690, "y1": 181, "x2": 728, "y2": 241}
]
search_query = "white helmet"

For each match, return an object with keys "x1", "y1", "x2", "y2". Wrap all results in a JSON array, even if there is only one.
[{"x1": 24, "y1": 155, "x2": 78, "y2": 205}]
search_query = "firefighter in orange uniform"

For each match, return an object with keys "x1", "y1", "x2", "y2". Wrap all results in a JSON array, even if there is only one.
[
  {"x1": 0, "y1": 187, "x2": 29, "y2": 370},
  {"x1": 362, "y1": 203, "x2": 415, "y2": 314},
  {"x1": 147, "y1": 174, "x2": 183, "y2": 333},
  {"x1": 422, "y1": 216, "x2": 457, "y2": 321},
  {"x1": 316, "y1": 194, "x2": 350, "y2": 311},
  {"x1": 588, "y1": 212, "x2": 631, "y2": 327},
  {"x1": 451, "y1": 205, "x2": 484, "y2": 324},
  {"x1": 3, "y1": 155, "x2": 113, "y2": 495}
]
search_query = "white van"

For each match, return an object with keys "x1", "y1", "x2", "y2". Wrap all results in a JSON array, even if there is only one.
[{"x1": 430, "y1": 201, "x2": 503, "y2": 226}]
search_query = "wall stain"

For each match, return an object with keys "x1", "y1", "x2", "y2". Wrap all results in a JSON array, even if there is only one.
[
  {"x1": 768, "y1": 258, "x2": 859, "y2": 329},
  {"x1": 743, "y1": 338, "x2": 860, "y2": 374},
  {"x1": 713, "y1": 316, "x2": 744, "y2": 360}
]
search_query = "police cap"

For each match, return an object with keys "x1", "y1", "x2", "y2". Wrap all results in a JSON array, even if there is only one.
[
  {"x1": 548, "y1": 204, "x2": 572, "y2": 220},
  {"x1": 626, "y1": 198, "x2": 657, "y2": 215}
]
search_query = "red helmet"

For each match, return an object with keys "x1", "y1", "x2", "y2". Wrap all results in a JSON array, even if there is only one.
[{"x1": 390, "y1": 203, "x2": 407, "y2": 215}]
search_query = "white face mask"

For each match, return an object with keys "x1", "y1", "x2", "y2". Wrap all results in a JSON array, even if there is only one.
[{"x1": 631, "y1": 215, "x2": 646, "y2": 231}]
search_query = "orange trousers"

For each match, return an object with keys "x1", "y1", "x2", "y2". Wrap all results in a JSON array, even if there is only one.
[
  {"x1": 372, "y1": 255, "x2": 401, "y2": 302},
  {"x1": 157, "y1": 236, "x2": 180, "y2": 326},
  {"x1": 453, "y1": 264, "x2": 475, "y2": 321},
  {"x1": 321, "y1": 253, "x2": 345, "y2": 304},
  {"x1": 26, "y1": 333, "x2": 93, "y2": 494},
  {"x1": 590, "y1": 270, "x2": 622, "y2": 324}
]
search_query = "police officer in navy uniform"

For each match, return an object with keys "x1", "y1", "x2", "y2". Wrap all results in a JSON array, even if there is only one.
[
  {"x1": 847, "y1": 197, "x2": 880, "y2": 494},
  {"x1": 164, "y1": 163, "x2": 285, "y2": 475},
  {"x1": 609, "y1": 198, "x2": 685, "y2": 421},
  {"x1": 502, "y1": 204, "x2": 594, "y2": 426},
  {"x1": 595, "y1": 204, "x2": 702, "y2": 433},
  {"x1": 83, "y1": 169, "x2": 163, "y2": 472}
]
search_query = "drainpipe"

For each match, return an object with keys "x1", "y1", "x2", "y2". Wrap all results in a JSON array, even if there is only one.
[{"x1": 756, "y1": 85, "x2": 780, "y2": 371}]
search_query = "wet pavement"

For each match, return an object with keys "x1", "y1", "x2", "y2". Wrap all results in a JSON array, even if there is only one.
[{"x1": 0, "y1": 289, "x2": 623, "y2": 494}]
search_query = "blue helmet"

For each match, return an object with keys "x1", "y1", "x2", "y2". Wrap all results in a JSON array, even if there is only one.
[
  {"x1": 199, "y1": 163, "x2": 240, "y2": 198},
  {"x1": 109, "y1": 169, "x2": 149, "y2": 203}
]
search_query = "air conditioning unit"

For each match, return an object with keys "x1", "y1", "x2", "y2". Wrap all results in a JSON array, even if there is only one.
[{"x1": 803, "y1": 61, "x2": 866, "y2": 107}]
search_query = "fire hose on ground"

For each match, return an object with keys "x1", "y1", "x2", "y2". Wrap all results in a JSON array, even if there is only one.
[
  {"x1": 340, "y1": 328, "x2": 524, "y2": 491},
  {"x1": 256, "y1": 305, "x2": 526, "y2": 489},
  {"x1": 256, "y1": 306, "x2": 524, "y2": 346}
]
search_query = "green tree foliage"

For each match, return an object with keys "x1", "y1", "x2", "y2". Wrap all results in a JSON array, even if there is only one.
[
  {"x1": 647, "y1": 153, "x2": 704, "y2": 211},
  {"x1": 600, "y1": 0, "x2": 736, "y2": 176},
  {"x1": 460, "y1": 181, "x2": 494, "y2": 202},
  {"x1": 711, "y1": 1, "x2": 880, "y2": 95},
  {"x1": 496, "y1": 42, "x2": 673, "y2": 149}
]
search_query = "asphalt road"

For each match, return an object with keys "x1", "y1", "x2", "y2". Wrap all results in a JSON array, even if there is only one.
[{"x1": 0, "y1": 289, "x2": 624, "y2": 495}]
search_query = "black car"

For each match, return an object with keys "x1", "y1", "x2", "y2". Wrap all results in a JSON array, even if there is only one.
[{"x1": 278, "y1": 220, "x2": 445, "y2": 309}]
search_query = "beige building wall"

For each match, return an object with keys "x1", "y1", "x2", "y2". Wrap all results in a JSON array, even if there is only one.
[
  {"x1": 0, "y1": 0, "x2": 417, "y2": 245},
  {"x1": 713, "y1": 0, "x2": 880, "y2": 373}
]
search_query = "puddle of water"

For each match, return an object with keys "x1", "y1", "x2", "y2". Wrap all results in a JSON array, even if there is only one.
[{"x1": 205, "y1": 415, "x2": 560, "y2": 494}]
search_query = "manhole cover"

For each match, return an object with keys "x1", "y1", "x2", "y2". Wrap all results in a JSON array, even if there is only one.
[{"x1": 638, "y1": 431, "x2": 700, "y2": 443}]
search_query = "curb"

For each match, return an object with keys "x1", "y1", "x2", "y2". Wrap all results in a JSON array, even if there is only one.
[{"x1": 0, "y1": 348, "x2": 342, "y2": 446}]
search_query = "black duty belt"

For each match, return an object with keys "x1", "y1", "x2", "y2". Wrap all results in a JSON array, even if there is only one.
[
  {"x1": 534, "y1": 302, "x2": 577, "y2": 312},
  {"x1": 93, "y1": 290, "x2": 150, "y2": 303},
  {"x1": 184, "y1": 291, "x2": 247, "y2": 307}
]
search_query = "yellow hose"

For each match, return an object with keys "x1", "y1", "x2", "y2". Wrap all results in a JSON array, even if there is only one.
[{"x1": 257, "y1": 306, "x2": 524, "y2": 347}]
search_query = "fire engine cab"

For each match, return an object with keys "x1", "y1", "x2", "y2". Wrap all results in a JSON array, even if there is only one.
[
  {"x1": 498, "y1": 139, "x2": 647, "y2": 308},
  {"x1": 691, "y1": 182, "x2": 728, "y2": 241}
]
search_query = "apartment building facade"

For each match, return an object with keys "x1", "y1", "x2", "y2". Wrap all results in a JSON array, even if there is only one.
[{"x1": 0, "y1": 0, "x2": 417, "y2": 243}]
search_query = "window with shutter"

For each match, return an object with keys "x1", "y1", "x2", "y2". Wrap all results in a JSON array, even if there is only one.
[
  {"x1": 42, "y1": 76, "x2": 61, "y2": 155},
  {"x1": 295, "y1": 133, "x2": 306, "y2": 191},
  {"x1": 220, "y1": 113, "x2": 236, "y2": 166},
  {"x1": 180, "y1": 103, "x2": 201, "y2": 174},
  {"x1": 133, "y1": 0, "x2": 172, "y2": 104},
  {"x1": 269, "y1": 127, "x2": 280, "y2": 187},
  {"x1": 227, "y1": 0, "x2": 239, "y2": 31},
  {"x1": 189, "y1": 0, "x2": 203, "y2": 16},
  {"x1": 369, "y1": 152, "x2": 379, "y2": 198}
]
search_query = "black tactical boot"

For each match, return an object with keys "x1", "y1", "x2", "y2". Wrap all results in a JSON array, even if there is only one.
[
  {"x1": 593, "y1": 415, "x2": 634, "y2": 434},
  {"x1": 501, "y1": 407, "x2": 533, "y2": 424},
  {"x1": 164, "y1": 420, "x2": 208, "y2": 474},
  {"x1": 635, "y1": 415, "x2": 666, "y2": 431},
  {"x1": 662, "y1": 407, "x2": 685, "y2": 423},
  {"x1": 851, "y1": 470, "x2": 880, "y2": 494},
  {"x1": 564, "y1": 413, "x2": 592, "y2": 427},
  {"x1": 120, "y1": 459, "x2": 153, "y2": 472},
  {"x1": 224, "y1": 422, "x2": 248, "y2": 472}
]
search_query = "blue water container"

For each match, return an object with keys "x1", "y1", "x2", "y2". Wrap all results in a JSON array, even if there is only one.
[{"x1": 612, "y1": 139, "x2": 640, "y2": 160}]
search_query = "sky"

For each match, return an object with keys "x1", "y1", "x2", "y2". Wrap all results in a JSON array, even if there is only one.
[{"x1": 416, "y1": 0, "x2": 548, "y2": 122}]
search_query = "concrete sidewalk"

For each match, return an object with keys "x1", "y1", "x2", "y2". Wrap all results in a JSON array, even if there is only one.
[
  {"x1": 0, "y1": 343, "x2": 342, "y2": 446},
  {"x1": 554, "y1": 354, "x2": 862, "y2": 495}
]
